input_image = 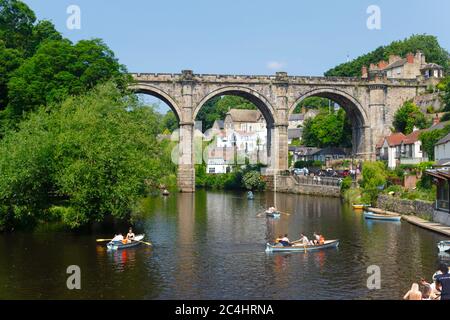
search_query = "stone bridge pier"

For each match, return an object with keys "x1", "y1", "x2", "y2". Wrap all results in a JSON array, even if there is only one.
[{"x1": 130, "y1": 71, "x2": 427, "y2": 192}]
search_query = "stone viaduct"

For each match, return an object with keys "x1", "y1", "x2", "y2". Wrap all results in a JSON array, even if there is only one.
[{"x1": 130, "y1": 70, "x2": 428, "y2": 192}]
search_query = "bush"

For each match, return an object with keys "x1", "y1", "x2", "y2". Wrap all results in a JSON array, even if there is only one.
[
  {"x1": 242, "y1": 171, "x2": 266, "y2": 191},
  {"x1": 360, "y1": 162, "x2": 387, "y2": 205},
  {"x1": 340, "y1": 176, "x2": 353, "y2": 192}
]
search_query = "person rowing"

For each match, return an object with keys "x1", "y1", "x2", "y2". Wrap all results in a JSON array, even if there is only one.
[
  {"x1": 267, "y1": 206, "x2": 277, "y2": 213},
  {"x1": 126, "y1": 227, "x2": 135, "y2": 243},
  {"x1": 275, "y1": 234, "x2": 291, "y2": 247}
]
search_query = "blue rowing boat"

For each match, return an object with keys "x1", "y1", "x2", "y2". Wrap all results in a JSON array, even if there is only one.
[
  {"x1": 364, "y1": 211, "x2": 401, "y2": 221},
  {"x1": 107, "y1": 234, "x2": 145, "y2": 250}
]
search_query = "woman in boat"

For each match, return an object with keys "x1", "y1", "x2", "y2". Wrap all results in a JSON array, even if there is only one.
[
  {"x1": 111, "y1": 233, "x2": 124, "y2": 243},
  {"x1": 126, "y1": 228, "x2": 135, "y2": 243},
  {"x1": 298, "y1": 233, "x2": 310, "y2": 245},
  {"x1": 313, "y1": 232, "x2": 321, "y2": 245},
  {"x1": 403, "y1": 283, "x2": 422, "y2": 300}
]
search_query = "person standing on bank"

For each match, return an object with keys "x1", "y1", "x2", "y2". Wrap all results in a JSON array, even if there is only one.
[{"x1": 435, "y1": 263, "x2": 450, "y2": 300}]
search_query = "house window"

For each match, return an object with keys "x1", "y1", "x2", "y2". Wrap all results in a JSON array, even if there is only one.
[
  {"x1": 209, "y1": 167, "x2": 216, "y2": 174},
  {"x1": 437, "y1": 180, "x2": 449, "y2": 212}
]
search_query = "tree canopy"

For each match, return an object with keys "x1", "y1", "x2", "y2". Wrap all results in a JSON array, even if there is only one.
[
  {"x1": 0, "y1": 0, "x2": 127, "y2": 133},
  {"x1": 0, "y1": 83, "x2": 174, "y2": 231},
  {"x1": 393, "y1": 101, "x2": 428, "y2": 134},
  {"x1": 325, "y1": 34, "x2": 449, "y2": 77},
  {"x1": 301, "y1": 108, "x2": 352, "y2": 148}
]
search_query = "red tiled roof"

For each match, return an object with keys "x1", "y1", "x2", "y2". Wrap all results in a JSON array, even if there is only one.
[
  {"x1": 385, "y1": 133, "x2": 406, "y2": 147},
  {"x1": 403, "y1": 130, "x2": 423, "y2": 144}
]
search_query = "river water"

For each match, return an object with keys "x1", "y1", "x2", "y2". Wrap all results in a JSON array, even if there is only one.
[{"x1": 0, "y1": 190, "x2": 448, "y2": 300}]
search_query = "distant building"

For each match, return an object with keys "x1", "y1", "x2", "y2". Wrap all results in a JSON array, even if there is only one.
[
  {"x1": 425, "y1": 168, "x2": 450, "y2": 226},
  {"x1": 288, "y1": 109, "x2": 318, "y2": 129},
  {"x1": 206, "y1": 109, "x2": 268, "y2": 173},
  {"x1": 376, "y1": 129, "x2": 427, "y2": 168},
  {"x1": 288, "y1": 128, "x2": 302, "y2": 144},
  {"x1": 435, "y1": 133, "x2": 450, "y2": 166},
  {"x1": 362, "y1": 51, "x2": 444, "y2": 81}
]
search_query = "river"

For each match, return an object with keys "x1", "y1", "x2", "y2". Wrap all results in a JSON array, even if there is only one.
[{"x1": 0, "y1": 190, "x2": 448, "y2": 300}]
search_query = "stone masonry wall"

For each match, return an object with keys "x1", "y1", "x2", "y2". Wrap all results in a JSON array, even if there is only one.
[
  {"x1": 264, "y1": 175, "x2": 341, "y2": 198},
  {"x1": 377, "y1": 194, "x2": 434, "y2": 219}
]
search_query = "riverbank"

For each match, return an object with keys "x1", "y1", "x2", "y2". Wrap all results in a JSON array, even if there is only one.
[
  {"x1": 368, "y1": 207, "x2": 450, "y2": 237},
  {"x1": 264, "y1": 175, "x2": 341, "y2": 197}
]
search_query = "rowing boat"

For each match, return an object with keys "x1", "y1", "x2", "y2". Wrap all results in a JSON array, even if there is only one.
[
  {"x1": 352, "y1": 204, "x2": 366, "y2": 210},
  {"x1": 266, "y1": 211, "x2": 280, "y2": 218},
  {"x1": 364, "y1": 211, "x2": 401, "y2": 221},
  {"x1": 265, "y1": 239, "x2": 339, "y2": 253},
  {"x1": 107, "y1": 234, "x2": 145, "y2": 250},
  {"x1": 437, "y1": 240, "x2": 450, "y2": 252}
]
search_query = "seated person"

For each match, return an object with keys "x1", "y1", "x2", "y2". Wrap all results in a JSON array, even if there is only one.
[
  {"x1": 126, "y1": 228, "x2": 136, "y2": 243},
  {"x1": 313, "y1": 232, "x2": 321, "y2": 245},
  {"x1": 299, "y1": 233, "x2": 309, "y2": 245},
  {"x1": 280, "y1": 234, "x2": 291, "y2": 246}
]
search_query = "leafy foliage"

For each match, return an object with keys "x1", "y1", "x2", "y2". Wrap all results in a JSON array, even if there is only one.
[
  {"x1": 302, "y1": 108, "x2": 352, "y2": 148},
  {"x1": 242, "y1": 171, "x2": 266, "y2": 190},
  {"x1": 325, "y1": 35, "x2": 449, "y2": 77},
  {"x1": 196, "y1": 96, "x2": 256, "y2": 131},
  {"x1": 359, "y1": 162, "x2": 387, "y2": 205},
  {"x1": 0, "y1": 83, "x2": 172, "y2": 230},
  {"x1": 393, "y1": 101, "x2": 428, "y2": 134},
  {"x1": 419, "y1": 125, "x2": 450, "y2": 160}
]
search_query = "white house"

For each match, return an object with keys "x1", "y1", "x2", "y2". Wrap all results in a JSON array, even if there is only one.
[{"x1": 377, "y1": 129, "x2": 427, "y2": 169}]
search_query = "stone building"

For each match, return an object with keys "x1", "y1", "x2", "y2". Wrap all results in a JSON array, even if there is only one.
[{"x1": 362, "y1": 51, "x2": 444, "y2": 81}]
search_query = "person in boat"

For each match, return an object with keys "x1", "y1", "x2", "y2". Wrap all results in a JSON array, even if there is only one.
[
  {"x1": 403, "y1": 283, "x2": 422, "y2": 300},
  {"x1": 298, "y1": 233, "x2": 310, "y2": 245},
  {"x1": 111, "y1": 233, "x2": 124, "y2": 243},
  {"x1": 279, "y1": 234, "x2": 291, "y2": 247},
  {"x1": 313, "y1": 232, "x2": 321, "y2": 245},
  {"x1": 267, "y1": 207, "x2": 277, "y2": 213},
  {"x1": 420, "y1": 280, "x2": 437, "y2": 300},
  {"x1": 126, "y1": 228, "x2": 136, "y2": 243},
  {"x1": 435, "y1": 262, "x2": 450, "y2": 300}
]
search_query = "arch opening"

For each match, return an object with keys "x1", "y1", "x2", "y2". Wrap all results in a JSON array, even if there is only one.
[
  {"x1": 194, "y1": 87, "x2": 276, "y2": 175},
  {"x1": 288, "y1": 89, "x2": 369, "y2": 170}
]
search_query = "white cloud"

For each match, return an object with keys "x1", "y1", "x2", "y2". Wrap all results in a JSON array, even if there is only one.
[{"x1": 266, "y1": 61, "x2": 286, "y2": 71}]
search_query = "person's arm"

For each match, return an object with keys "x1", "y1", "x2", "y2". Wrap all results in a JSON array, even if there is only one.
[{"x1": 403, "y1": 291, "x2": 410, "y2": 300}]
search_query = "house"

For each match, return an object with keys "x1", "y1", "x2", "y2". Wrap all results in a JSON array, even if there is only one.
[
  {"x1": 206, "y1": 109, "x2": 268, "y2": 173},
  {"x1": 425, "y1": 168, "x2": 450, "y2": 226},
  {"x1": 362, "y1": 51, "x2": 444, "y2": 81},
  {"x1": 205, "y1": 147, "x2": 235, "y2": 174},
  {"x1": 288, "y1": 128, "x2": 302, "y2": 144},
  {"x1": 376, "y1": 129, "x2": 427, "y2": 168},
  {"x1": 434, "y1": 133, "x2": 450, "y2": 166},
  {"x1": 310, "y1": 147, "x2": 348, "y2": 163},
  {"x1": 288, "y1": 109, "x2": 318, "y2": 129},
  {"x1": 289, "y1": 146, "x2": 321, "y2": 163}
]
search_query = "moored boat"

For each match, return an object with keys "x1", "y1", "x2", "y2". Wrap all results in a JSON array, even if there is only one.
[
  {"x1": 437, "y1": 240, "x2": 450, "y2": 252},
  {"x1": 352, "y1": 204, "x2": 366, "y2": 210},
  {"x1": 265, "y1": 239, "x2": 339, "y2": 253},
  {"x1": 107, "y1": 234, "x2": 145, "y2": 250},
  {"x1": 247, "y1": 191, "x2": 254, "y2": 200},
  {"x1": 364, "y1": 211, "x2": 401, "y2": 221}
]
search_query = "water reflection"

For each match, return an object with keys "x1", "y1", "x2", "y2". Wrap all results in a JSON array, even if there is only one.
[{"x1": 0, "y1": 190, "x2": 447, "y2": 300}]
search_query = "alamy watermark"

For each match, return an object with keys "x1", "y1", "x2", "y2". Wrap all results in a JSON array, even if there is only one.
[
  {"x1": 66, "y1": 5, "x2": 81, "y2": 30},
  {"x1": 66, "y1": 265, "x2": 81, "y2": 290},
  {"x1": 367, "y1": 265, "x2": 381, "y2": 290},
  {"x1": 366, "y1": 5, "x2": 381, "y2": 30}
]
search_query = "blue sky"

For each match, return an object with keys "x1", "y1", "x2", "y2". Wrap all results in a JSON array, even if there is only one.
[
  {"x1": 23, "y1": 0, "x2": 450, "y2": 112},
  {"x1": 24, "y1": 0, "x2": 450, "y2": 76}
]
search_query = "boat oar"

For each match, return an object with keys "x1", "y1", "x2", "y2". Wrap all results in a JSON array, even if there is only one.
[
  {"x1": 279, "y1": 211, "x2": 291, "y2": 216},
  {"x1": 96, "y1": 238, "x2": 112, "y2": 242},
  {"x1": 136, "y1": 239, "x2": 153, "y2": 246}
]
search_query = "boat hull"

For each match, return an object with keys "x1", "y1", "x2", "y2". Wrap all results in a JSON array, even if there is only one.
[
  {"x1": 352, "y1": 204, "x2": 365, "y2": 210},
  {"x1": 107, "y1": 234, "x2": 145, "y2": 250},
  {"x1": 364, "y1": 212, "x2": 401, "y2": 221},
  {"x1": 438, "y1": 241, "x2": 450, "y2": 252},
  {"x1": 265, "y1": 211, "x2": 280, "y2": 218},
  {"x1": 265, "y1": 240, "x2": 339, "y2": 253}
]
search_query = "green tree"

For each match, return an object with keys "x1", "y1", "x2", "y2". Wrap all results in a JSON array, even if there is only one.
[
  {"x1": 325, "y1": 35, "x2": 449, "y2": 77},
  {"x1": 161, "y1": 111, "x2": 178, "y2": 133},
  {"x1": 242, "y1": 170, "x2": 265, "y2": 191},
  {"x1": 301, "y1": 108, "x2": 352, "y2": 148},
  {"x1": 419, "y1": 125, "x2": 450, "y2": 160},
  {"x1": 293, "y1": 97, "x2": 331, "y2": 113},
  {"x1": 196, "y1": 95, "x2": 256, "y2": 131},
  {"x1": 360, "y1": 162, "x2": 387, "y2": 205},
  {"x1": 0, "y1": 83, "x2": 173, "y2": 230},
  {"x1": 3, "y1": 38, "x2": 127, "y2": 129},
  {"x1": 393, "y1": 101, "x2": 428, "y2": 134},
  {"x1": 0, "y1": 0, "x2": 36, "y2": 51}
]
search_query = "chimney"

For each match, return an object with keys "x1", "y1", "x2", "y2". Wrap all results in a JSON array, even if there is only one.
[
  {"x1": 433, "y1": 114, "x2": 440, "y2": 126},
  {"x1": 406, "y1": 53, "x2": 415, "y2": 64},
  {"x1": 361, "y1": 65, "x2": 368, "y2": 79},
  {"x1": 378, "y1": 61, "x2": 388, "y2": 70}
]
